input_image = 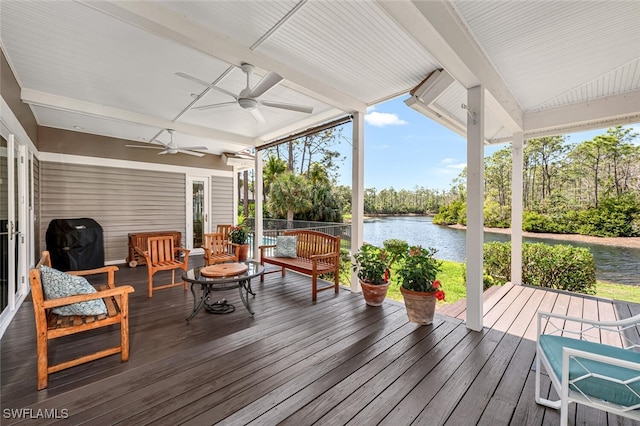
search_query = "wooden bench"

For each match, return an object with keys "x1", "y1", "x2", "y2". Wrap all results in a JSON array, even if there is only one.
[
  {"x1": 29, "y1": 251, "x2": 135, "y2": 390},
  {"x1": 127, "y1": 231, "x2": 181, "y2": 267},
  {"x1": 259, "y1": 230, "x2": 340, "y2": 301}
]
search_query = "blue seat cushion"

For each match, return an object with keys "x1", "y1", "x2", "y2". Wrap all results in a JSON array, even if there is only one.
[
  {"x1": 40, "y1": 265, "x2": 108, "y2": 316},
  {"x1": 539, "y1": 334, "x2": 640, "y2": 408}
]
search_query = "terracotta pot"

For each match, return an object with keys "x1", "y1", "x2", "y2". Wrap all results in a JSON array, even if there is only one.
[
  {"x1": 235, "y1": 244, "x2": 250, "y2": 261},
  {"x1": 360, "y1": 280, "x2": 390, "y2": 307},
  {"x1": 400, "y1": 286, "x2": 437, "y2": 325}
]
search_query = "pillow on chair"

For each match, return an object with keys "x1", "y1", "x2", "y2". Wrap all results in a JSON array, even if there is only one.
[
  {"x1": 274, "y1": 236, "x2": 298, "y2": 258},
  {"x1": 40, "y1": 265, "x2": 108, "y2": 316}
]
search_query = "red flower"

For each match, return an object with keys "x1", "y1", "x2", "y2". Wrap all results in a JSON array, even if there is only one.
[
  {"x1": 432, "y1": 279, "x2": 441, "y2": 289},
  {"x1": 434, "y1": 290, "x2": 446, "y2": 301},
  {"x1": 384, "y1": 268, "x2": 390, "y2": 282}
]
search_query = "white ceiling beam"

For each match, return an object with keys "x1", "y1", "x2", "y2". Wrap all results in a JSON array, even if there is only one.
[
  {"x1": 488, "y1": 91, "x2": 640, "y2": 143},
  {"x1": 258, "y1": 109, "x2": 345, "y2": 144},
  {"x1": 524, "y1": 90, "x2": 640, "y2": 137},
  {"x1": 80, "y1": 1, "x2": 367, "y2": 114},
  {"x1": 21, "y1": 88, "x2": 256, "y2": 146},
  {"x1": 379, "y1": 0, "x2": 523, "y2": 132}
]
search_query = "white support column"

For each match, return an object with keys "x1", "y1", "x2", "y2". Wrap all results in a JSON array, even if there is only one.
[
  {"x1": 253, "y1": 151, "x2": 264, "y2": 261},
  {"x1": 351, "y1": 111, "x2": 365, "y2": 293},
  {"x1": 466, "y1": 86, "x2": 484, "y2": 332},
  {"x1": 511, "y1": 132, "x2": 524, "y2": 285}
]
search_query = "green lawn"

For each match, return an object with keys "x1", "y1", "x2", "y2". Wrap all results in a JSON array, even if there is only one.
[{"x1": 380, "y1": 260, "x2": 640, "y2": 305}]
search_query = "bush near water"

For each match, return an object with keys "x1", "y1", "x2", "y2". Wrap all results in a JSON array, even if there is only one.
[{"x1": 483, "y1": 241, "x2": 596, "y2": 294}]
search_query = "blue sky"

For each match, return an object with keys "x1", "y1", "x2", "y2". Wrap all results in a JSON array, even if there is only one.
[{"x1": 334, "y1": 96, "x2": 638, "y2": 191}]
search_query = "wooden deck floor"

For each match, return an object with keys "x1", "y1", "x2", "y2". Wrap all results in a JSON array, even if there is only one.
[{"x1": 2, "y1": 256, "x2": 640, "y2": 425}]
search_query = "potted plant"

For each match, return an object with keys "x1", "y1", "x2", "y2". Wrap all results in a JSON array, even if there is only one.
[
  {"x1": 228, "y1": 223, "x2": 250, "y2": 261},
  {"x1": 397, "y1": 245, "x2": 444, "y2": 325},
  {"x1": 352, "y1": 239, "x2": 406, "y2": 306}
]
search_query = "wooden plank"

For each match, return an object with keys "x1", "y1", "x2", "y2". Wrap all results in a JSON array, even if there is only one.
[
  {"x1": 241, "y1": 320, "x2": 459, "y2": 425},
  {"x1": 3, "y1": 256, "x2": 640, "y2": 426}
]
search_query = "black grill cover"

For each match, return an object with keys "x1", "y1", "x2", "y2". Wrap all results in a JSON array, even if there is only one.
[{"x1": 46, "y1": 218, "x2": 104, "y2": 271}]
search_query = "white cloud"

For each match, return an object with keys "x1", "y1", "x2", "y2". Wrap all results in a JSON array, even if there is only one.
[
  {"x1": 364, "y1": 111, "x2": 408, "y2": 127},
  {"x1": 441, "y1": 158, "x2": 466, "y2": 169}
]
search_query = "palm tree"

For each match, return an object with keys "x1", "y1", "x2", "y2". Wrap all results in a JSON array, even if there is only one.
[
  {"x1": 267, "y1": 172, "x2": 311, "y2": 228},
  {"x1": 263, "y1": 155, "x2": 287, "y2": 199}
]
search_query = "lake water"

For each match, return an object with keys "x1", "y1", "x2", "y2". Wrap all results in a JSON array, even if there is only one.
[{"x1": 363, "y1": 216, "x2": 640, "y2": 285}]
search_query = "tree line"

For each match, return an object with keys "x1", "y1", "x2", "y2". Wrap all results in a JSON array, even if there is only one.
[
  {"x1": 240, "y1": 124, "x2": 639, "y2": 237},
  {"x1": 435, "y1": 126, "x2": 640, "y2": 237}
]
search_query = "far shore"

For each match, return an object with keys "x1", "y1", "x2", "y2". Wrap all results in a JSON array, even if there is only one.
[{"x1": 448, "y1": 224, "x2": 640, "y2": 249}]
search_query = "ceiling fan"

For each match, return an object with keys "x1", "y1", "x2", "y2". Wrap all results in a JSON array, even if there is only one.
[
  {"x1": 126, "y1": 129, "x2": 208, "y2": 157},
  {"x1": 176, "y1": 63, "x2": 314, "y2": 124}
]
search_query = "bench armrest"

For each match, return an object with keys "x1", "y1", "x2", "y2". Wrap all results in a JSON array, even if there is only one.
[
  {"x1": 259, "y1": 244, "x2": 277, "y2": 259},
  {"x1": 67, "y1": 265, "x2": 119, "y2": 288},
  {"x1": 310, "y1": 252, "x2": 339, "y2": 261},
  {"x1": 135, "y1": 247, "x2": 150, "y2": 260},
  {"x1": 42, "y1": 285, "x2": 135, "y2": 309}
]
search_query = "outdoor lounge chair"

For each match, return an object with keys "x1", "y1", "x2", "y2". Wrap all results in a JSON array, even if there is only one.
[
  {"x1": 137, "y1": 235, "x2": 190, "y2": 298},
  {"x1": 536, "y1": 311, "x2": 640, "y2": 425},
  {"x1": 202, "y1": 232, "x2": 238, "y2": 266}
]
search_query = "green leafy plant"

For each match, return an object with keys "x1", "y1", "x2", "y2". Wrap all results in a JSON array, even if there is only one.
[
  {"x1": 483, "y1": 241, "x2": 596, "y2": 294},
  {"x1": 397, "y1": 245, "x2": 445, "y2": 299},
  {"x1": 228, "y1": 223, "x2": 249, "y2": 244},
  {"x1": 352, "y1": 243, "x2": 391, "y2": 285}
]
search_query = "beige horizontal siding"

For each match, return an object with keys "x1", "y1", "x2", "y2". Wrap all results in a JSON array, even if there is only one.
[
  {"x1": 211, "y1": 175, "x2": 233, "y2": 228},
  {"x1": 40, "y1": 162, "x2": 186, "y2": 263}
]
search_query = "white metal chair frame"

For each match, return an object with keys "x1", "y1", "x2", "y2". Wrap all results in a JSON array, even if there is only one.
[{"x1": 536, "y1": 311, "x2": 640, "y2": 426}]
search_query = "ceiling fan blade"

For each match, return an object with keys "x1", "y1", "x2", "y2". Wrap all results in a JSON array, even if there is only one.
[
  {"x1": 157, "y1": 150, "x2": 169, "y2": 155},
  {"x1": 249, "y1": 108, "x2": 266, "y2": 124},
  {"x1": 125, "y1": 144, "x2": 164, "y2": 150},
  {"x1": 259, "y1": 100, "x2": 313, "y2": 114},
  {"x1": 249, "y1": 71, "x2": 282, "y2": 98},
  {"x1": 177, "y1": 146, "x2": 208, "y2": 151},
  {"x1": 176, "y1": 150, "x2": 205, "y2": 157},
  {"x1": 176, "y1": 72, "x2": 238, "y2": 100},
  {"x1": 193, "y1": 101, "x2": 237, "y2": 111}
]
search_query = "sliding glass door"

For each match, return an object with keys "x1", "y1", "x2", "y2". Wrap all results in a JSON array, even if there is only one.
[
  {"x1": 186, "y1": 176, "x2": 210, "y2": 254},
  {"x1": 0, "y1": 134, "x2": 25, "y2": 315}
]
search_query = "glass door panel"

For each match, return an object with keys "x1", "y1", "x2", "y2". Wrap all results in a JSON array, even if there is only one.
[
  {"x1": 186, "y1": 176, "x2": 209, "y2": 253},
  {"x1": 0, "y1": 137, "x2": 8, "y2": 312},
  {"x1": 192, "y1": 180, "x2": 205, "y2": 249}
]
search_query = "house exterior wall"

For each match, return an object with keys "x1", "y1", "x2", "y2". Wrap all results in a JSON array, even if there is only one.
[
  {"x1": 37, "y1": 126, "x2": 236, "y2": 263},
  {"x1": 0, "y1": 50, "x2": 37, "y2": 145},
  {"x1": 40, "y1": 161, "x2": 187, "y2": 263},
  {"x1": 211, "y1": 175, "x2": 234, "y2": 228}
]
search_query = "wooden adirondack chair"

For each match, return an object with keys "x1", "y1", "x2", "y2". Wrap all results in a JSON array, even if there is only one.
[
  {"x1": 29, "y1": 251, "x2": 135, "y2": 390},
  {"x1": 202, "y1": 232, "x2": 239, "y2": 266},
  {"x1": 137, "y1": 235, "x2": 190, "y2": 298}
]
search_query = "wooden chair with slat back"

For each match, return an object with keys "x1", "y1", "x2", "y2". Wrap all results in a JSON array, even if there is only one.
[
  {"x1": 216, "y1": 224, "x2": 232, "y2": 243},
  {"x1": 137, "y1": 235, "x2": 190, "y2": 298},
  {"x1": 202, "y1": 232, "x2": 239, "y2": 266},
  {"x1": 29, "y1": 251, "x2": 135, "y2": 390}
]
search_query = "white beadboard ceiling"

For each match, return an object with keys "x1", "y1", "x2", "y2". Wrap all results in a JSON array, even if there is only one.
[{"x1": 1, "y1": 0, "x2": 639, "y2": 156}]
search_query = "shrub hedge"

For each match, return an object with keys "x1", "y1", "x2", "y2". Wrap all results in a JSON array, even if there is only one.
[{"x1": 483, "y1": 241, "x2": 596, "y2": 294}]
